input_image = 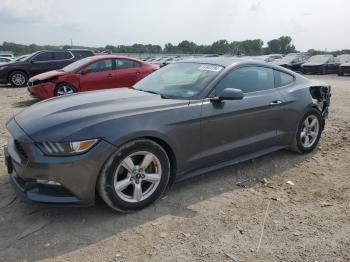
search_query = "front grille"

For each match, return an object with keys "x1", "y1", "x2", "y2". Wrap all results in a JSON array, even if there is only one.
[
  {"x1": 14, "y1": 140, "x2": 28, "y2": 161},
  {"x1": 28, "y1": 80, "x2": 42, "y2": 87}
]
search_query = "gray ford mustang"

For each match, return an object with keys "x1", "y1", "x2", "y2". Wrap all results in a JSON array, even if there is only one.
[{"x1": 4, "y1": 57, "x2": 331, "y2": 212}]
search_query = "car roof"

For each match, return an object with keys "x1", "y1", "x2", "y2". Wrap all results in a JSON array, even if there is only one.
[
  {"x1": 177, "y1": 56, "x2": 287, "y2": 68},
  {"x1": 85, "y1": 55, "x2": 142, "y2": 61},
  {"x1": 178, "y1": 57, "x2": 247, "y2": 67}
]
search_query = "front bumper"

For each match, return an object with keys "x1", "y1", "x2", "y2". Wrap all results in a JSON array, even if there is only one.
[
  {"x1": 27, "y1": 82, "x2": 56, "y2": 100},
  {"x1": 4, "y1": 118, "x2": 117, "y2": 206},
  {"x1": 339, "y1": 66, "x2": 350, "y2": 74}
]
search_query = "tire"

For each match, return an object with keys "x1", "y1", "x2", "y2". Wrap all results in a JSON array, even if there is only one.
[
  {"x1": 290, "y1": 108, "x2": 323, "y2": 154},
  {"x1": 98, "y1": 139, "x2": 170, "y2": 212},
  {"x1": 338, "y1": 71, "x2": 344, "y2": 76},
  {"x1": 9, "y1": 71, "x2": 28, "y2": 87},
  {"x1": 54, "y1": 83, "x2": 77, "y2": 96}
]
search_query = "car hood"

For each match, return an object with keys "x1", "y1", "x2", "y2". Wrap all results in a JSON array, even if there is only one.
[
  {"x1": 273, "y1": 61, "x2": 289, "y2": 66},
  {"x1": 29, "y1": 70, "x2": 67, "y2": 81},
  {"x1": 14, "y1": 88, "x2": 189, "y2": 142},
  {"x1": 303, "y1": 62, "x2": 325, "y2": 66},
  {"x1": 340, "y1": 62, "x2": 350, "y2": 67}
]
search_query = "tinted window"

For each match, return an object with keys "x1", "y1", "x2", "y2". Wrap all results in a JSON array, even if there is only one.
[
  {"x1": 32, "y1": 52, "x2": 54, "y2": 62},
  {"x1": 215, "y1": 66, "x2": 274, "y2": 95},
  {"x1": 86, "y1": 59, "x2": 113, "y2": 73},
  {"x1": 116, "y1": 59, "x2": 140, "y2": 70},
  {"x1": 73, "y1": 50, "x2": 94, "y2": 58},
  {"x1": 54, "y1": 51, "x2": 73, "y2": 60},
  {"x1": 275, "y1": 70, "x2": 294, "y2": 87}
]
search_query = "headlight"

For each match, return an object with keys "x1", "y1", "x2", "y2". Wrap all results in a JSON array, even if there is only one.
[
  {"x1": 0, "y1": 66, "x2": 8, "y2": 70},
  {"x1": 37, "y1": 139, "x2": 99, "y2": 156}
]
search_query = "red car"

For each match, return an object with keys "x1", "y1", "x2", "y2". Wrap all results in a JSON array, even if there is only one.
[{"x1": 27, "y1": 55, "x2": 159, "y2": 99}]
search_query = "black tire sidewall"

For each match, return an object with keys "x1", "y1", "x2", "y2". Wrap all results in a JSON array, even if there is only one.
[
  {"x1": 101, "y1": 139, "x2": 170, "y2": 212},
  {"x1": 54, "y1": 83, "x2": 77, "y2": 96},
  {"x1": 296, "y1": 109, "x2": 323, "y2": 153},
  {"x1": 9, "y1": 71, "x2": 28, "y2": 87}
]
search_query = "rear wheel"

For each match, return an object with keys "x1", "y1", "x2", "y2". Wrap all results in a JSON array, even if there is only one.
[
  {"x1": 54, "y1": 83, "x2": 76, "y2": 96},
  {"x1": 338, "y1": 71, "x2": 344, "y2": 76},
  {"x1": 9, "y1": 71, "x2": 28, "y2": 87},
  {"x1": 290, "y1": 109, "x2": 323, "y2": 154},
  {"x1": 98, "y1": 139, "x2": 170, "y2": 212}
]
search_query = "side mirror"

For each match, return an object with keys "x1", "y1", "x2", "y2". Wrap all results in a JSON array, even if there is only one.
[
  {"x1": 210, "y1": 88, "x2": 244, "y2": 102},
  {"x1": 81, "y1": 68, "x2": 90, "y2": 75}
]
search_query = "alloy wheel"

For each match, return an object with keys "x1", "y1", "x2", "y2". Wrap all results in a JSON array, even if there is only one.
[
  {"x1": 56, "y1": 85, "x2": 75, "y2": 96},
  {"x1": 114, "y1": 151, "x2": 162, "y2": 203},
  {"x1": 11, "y1": 73, "x2": 26, "y2": 86},
  {"x1": 300, "y1": 115, "x2": 319, "y2": 148}
]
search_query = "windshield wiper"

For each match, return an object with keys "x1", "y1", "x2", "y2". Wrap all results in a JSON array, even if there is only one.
[{"x1": 133, "y1": 88, "x2": 179, "y2": 99}]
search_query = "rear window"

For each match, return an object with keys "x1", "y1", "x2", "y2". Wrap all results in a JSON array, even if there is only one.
[
  {"x1": 116, "y1": 59, "x2": 140, "y2": 70},
  {"x1": 72, "y1": 50, "x2": 94, "y2": 58},
  {"x1": 275, "y1": 70, "x2": 294, "y2": 87},
  {"x1": 54, "y1": 51, "x2": 73, "y2": 60}
]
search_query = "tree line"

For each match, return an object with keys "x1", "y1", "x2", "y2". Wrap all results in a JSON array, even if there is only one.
[{"x1": 1, "y1": 36, "x2": 348, "y2": 56}]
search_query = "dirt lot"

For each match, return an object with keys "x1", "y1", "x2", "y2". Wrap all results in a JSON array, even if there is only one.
[{"x1": 0, "y1": 75, "x2": 349, "y2": 262}]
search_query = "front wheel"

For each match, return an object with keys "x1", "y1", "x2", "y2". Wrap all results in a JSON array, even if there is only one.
[
  {"x1": 290, "y1": 109, "x2": 323, "y2": 154},
  {"x1": 9, "y1": 71, "x2": 28, "y2": 87},
  {"x1": 54, "y1": 83, "x2": 77, "y2": 96},
  {"x1": 98, "y1": 139, "x2": 170, "y2": 212}
]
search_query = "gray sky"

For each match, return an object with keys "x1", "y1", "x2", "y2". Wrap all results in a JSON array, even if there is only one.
[{"x1": 0, "y1": 0, "x2": 349, "y2": 51}]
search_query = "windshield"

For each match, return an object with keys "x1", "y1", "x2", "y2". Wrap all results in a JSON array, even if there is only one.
[
  {"x1": 309, "y1": 55, "x2": 331, "y2": 63},
  {"x1": 15, "y1": 55, "x2": 29, "y2": 62},
  {"x1": 133, "y1": 62, "x2": 224, "y2": 99},
  {"x1": 337, "y1": 55, "x2": 350, "y2": 63},
  {"x1": 275, "y1": 56, "x2": 295, "y2": 63},
  {"x1": 61, "y1": 57, "x2": 93, "y2": 72}
]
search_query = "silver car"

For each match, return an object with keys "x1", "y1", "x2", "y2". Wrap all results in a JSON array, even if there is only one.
[{"x1": 4, "y1": 57, "x2": 331, "y2": 212}]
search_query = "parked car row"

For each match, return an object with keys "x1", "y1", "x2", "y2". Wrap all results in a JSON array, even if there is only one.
[{"x1": 0, "y1": 49, "x2": 95, "y2": 87}]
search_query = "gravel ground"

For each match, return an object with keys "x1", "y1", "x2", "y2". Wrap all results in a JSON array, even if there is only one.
[{"x1": 0, "y1": 75, "x2": 349, "y2": 262}]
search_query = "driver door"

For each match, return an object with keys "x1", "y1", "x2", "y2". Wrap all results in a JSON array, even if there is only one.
[
  {"x1": 200, "y1": 66, "x2": 285, "y2": 165},
  {"x1": 79, "y1": 59, "x2": 115, "y2": 91}
]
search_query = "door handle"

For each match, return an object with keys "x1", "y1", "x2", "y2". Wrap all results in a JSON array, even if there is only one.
[
  {"x1": 270, "y1": 100, "x2": 283, "y2": 105},
  {"x1": 107, "y1": 74, "x2": 113, "y2": 78}
]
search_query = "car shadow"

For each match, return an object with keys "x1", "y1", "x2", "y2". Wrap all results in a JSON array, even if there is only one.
[
  {"x1": 12, "y1": 99, "x2": 39, "y2": 108},
  {"x1": 0, "y1": 149, "x2": 315, "y2": 261}
]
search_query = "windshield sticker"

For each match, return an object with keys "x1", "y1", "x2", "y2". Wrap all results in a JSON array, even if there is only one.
[{"x1": 198, "y1": 65, "x2": 222, "y2": 72}]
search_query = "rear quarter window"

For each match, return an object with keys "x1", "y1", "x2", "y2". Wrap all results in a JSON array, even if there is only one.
[
  {"x1": 274, "y1": 70, "x2": 294, "y2": 87},
  {"x1": 54, "y1": 51, "x2": 73, "y2": 60}
]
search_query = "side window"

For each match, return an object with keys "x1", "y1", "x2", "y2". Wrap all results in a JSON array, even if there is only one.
[
  {"x1": 54, "y1": 51, "x2": 73, "y2": 60},
  {"x1": 86, "y1": 59, "x2": 113, "y2": 73},
  {"x1": 215, "y1": 66, "x2": 274, "y2": 95},
  {"x1": 274, "y1": 70, "x2": 294, "y2": 87},
  {"x1": 116, "y1": 59, "x2": 140, "y2": 70},
  {"x1": 32, "y1": 52, "x2": 54, "y2": 62}
]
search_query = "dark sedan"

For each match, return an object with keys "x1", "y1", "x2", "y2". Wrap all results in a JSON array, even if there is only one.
[
  {"x1": 301, "y1": 54, "x2": 340, "y2": 74},
  {"x1": 4, "y1": 58, "x2": 331, "y2": 212},
  {"x1": 273, "y1": 54, "x2": 307, "y2": 72}
]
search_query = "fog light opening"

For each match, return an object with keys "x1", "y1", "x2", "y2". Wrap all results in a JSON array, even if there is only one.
[{"x1": 36, "y1": 179, "x2": 61, "y2": 186}]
